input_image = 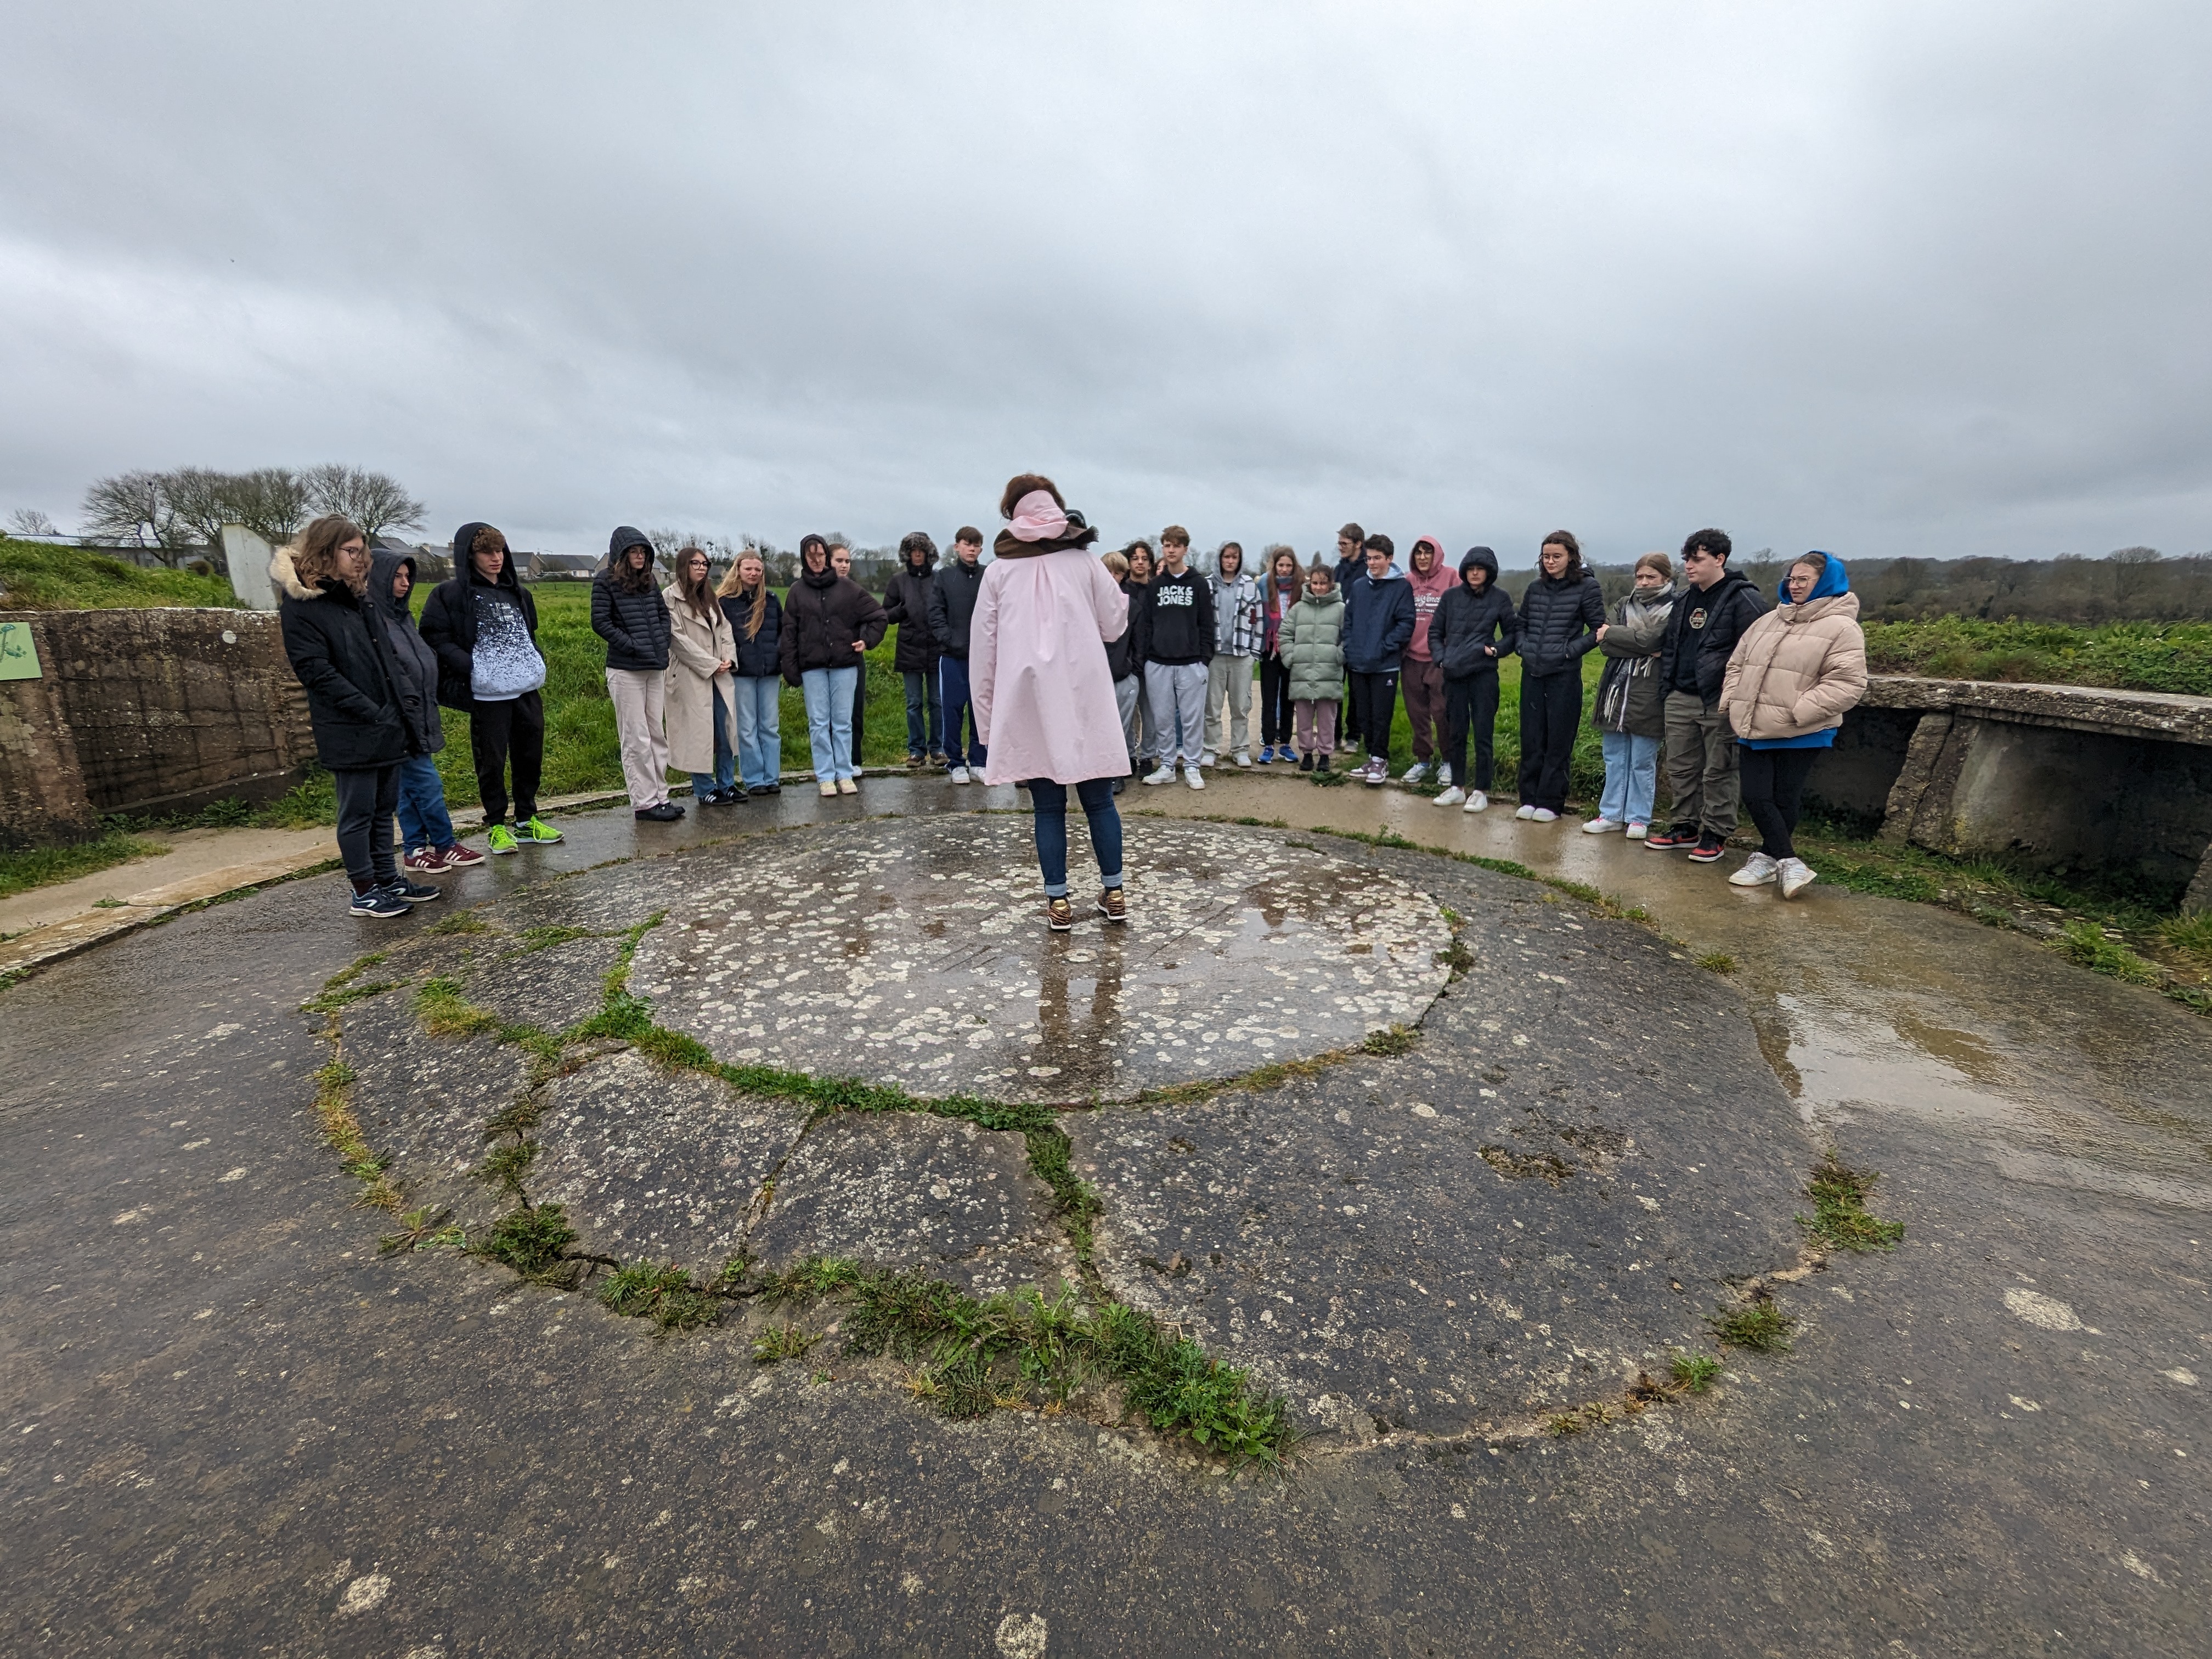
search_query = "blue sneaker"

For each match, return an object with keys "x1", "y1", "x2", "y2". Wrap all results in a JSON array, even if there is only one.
[
  {"x1": 349, "y1": 887, "x2": 411, "y2": 919},
  {"x1": 1256, "y1": 745, "x2": 1277, "y2": 765}
]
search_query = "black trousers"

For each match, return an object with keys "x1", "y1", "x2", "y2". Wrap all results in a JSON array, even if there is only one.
[
  {"x1": 1739, "y1": 746, "x2": 1822, "y2": 858},
  {"x1": 1442, "y1": 672, "x2": 1501, "y2": 792},
  {"x1": 333, "y1": 764, "x2": 400, "y2": 890},
  {"x1": 470, "y1": 689, "x2": 545, "y2": 826},
  {"x1": 1258, "y1": 656, "x2": 1294, "y2": 747},
  {"x1": 1349, "y1": 670, "x2": 1398, "y2": 757},
  {"x1": 1516, "y1": 669, "x2": 1583, "y2": 810}
]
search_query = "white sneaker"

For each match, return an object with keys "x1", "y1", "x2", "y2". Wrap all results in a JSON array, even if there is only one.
[
  {"x1": 1531, "y1": 808, "x2": 1559, "y2": 822},
  {"x1": 1729, "y1": 852, "x2": 1780, "y2": 887},
  {"x1": 818, "y1": 780, "x2": 839, "y2": 798},
  {"x1": 1626, "y1": 823, "x2": 1649, "y2": 840},
  {"x1": 1364, "y1": 759, "x2": 1389, "y2": 785},
  {"x1": 1514, "y1": 804, "x2": 1537, "y2": 820},
  {"x1": 1142, "y1": 765, "x2": 1176, "y2": 786},
  {"x1": 1437, "y1": 764, "x2": 1453, "y2": 786},
  {"x1": 1464, "y1": 791, "x2": 1489, "y2": 813},
  {"x1": 1400, "y1": 760, "x2": 1430, "y2": 783},
  {"x1": 1433, "y1": 787, "x2": 1466, "y2": 806},
  {"x1": 1234, "y1": 751, "x2": 1251, "y2": 768},
  {"x1": 1184, "y1": 765, "x2": 1206, "y2": 790},
  {"x1": 1199, "y1": 753, "x2": 1217, "y2": 769},
  {"x1": 949, "y1": 765, "x2": 972, "y2": 785},
  {"x1": 1582, "y1": 817, "x2": 1623, "y2": 834},
  {"x1": 1778, "y1": 857, "x2": 1818, "y2": 899}
]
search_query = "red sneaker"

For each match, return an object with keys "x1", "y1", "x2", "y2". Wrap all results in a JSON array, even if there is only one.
[
  {"x1": 1643, "y1": 826, "x2": 1697, "y2": 850},
  {"x1": 439, "y1": 842, "x2": 487, "y2": 868},
  {"x1": 403, "y1": 848, "x2": 449, "y2": 873}
]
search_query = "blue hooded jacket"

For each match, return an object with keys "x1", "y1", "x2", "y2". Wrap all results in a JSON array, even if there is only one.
[{"x1": 1342, "y1": 564, "x2": 1416, "y2": 674}]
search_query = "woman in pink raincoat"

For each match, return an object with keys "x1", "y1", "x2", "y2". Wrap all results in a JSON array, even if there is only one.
[{"x1": 971, "y1": 472, "x2": 1132, "y2": 932}]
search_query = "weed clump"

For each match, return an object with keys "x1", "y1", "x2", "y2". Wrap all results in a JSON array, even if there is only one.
[
  {"x1": 416, "y1": 977, "x2": 499, "y2": 1037},
  {"x1": 380, "y1": 1206, "x2": 467, "y2": 1254},
  {"x1": 1669, "y1": 1351, "x2": 1722, "y2": 1392},
  {"x1": 426, "y1": 910, "x2": 492, "y2": 936},
  {"x1": 1362, "y1": 1025, "x2": 1419, "y2": 1057},
  {"x1": 1694, "y1": 951, "x2": 1737, "y2": 975},
  {"x1": 1707, "y1": 1298, "x2": 1796, "y2": 1353},
  {"x1": 753, "y1": 1322, "x2": 825, "y2": 1364},
  {"x1": 473, "y1": 1138, "x2": 541, "y2": 1198},
  {"x1": 1799, "y1": 1155, "x2": 1906, "y2": 1252},
  {"x1": 2057, "y1": 920, "x2": 2159, "y2": 985},
  {"x1": 477, "y1": 1203, "x2": 580, "y2": 1280},
  {"x1": 600, "y1": 1262, "x2": 723, "y2": 1331}
]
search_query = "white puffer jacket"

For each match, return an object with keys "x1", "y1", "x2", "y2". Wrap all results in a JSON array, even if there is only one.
[{"x1": 1722, "y1": 591, "x2": 1868, "y2": 742}]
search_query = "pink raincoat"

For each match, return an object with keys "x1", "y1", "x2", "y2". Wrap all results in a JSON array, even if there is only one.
[{"x1": 971, "y1": 550, "x2": 1131, "y2": 786}]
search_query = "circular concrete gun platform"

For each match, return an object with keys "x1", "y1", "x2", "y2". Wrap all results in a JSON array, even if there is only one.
[{"x1": 332, "y1": 816, "x2": 1816, "y2": 1446}]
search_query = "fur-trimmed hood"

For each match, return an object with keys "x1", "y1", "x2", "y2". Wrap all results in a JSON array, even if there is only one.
[{"x1": 269, "y1": 541, "x2": 368, "y2": 605}]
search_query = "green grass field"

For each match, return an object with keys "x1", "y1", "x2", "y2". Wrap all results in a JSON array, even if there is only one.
[
  {"x1": 1863, "y1": 617, "x2": 2212, "y2": 697},
  {"x1": 0, "y1": 537, "x2": 235, "y2": 610}
]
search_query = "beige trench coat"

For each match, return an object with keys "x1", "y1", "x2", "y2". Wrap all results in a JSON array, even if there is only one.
[
  {"x1": 662, "y1": 584, "x2": 738, "y2": 774},
  {"x1": 1722, "y1": 590, "x2": 1869, "y2": 742}
]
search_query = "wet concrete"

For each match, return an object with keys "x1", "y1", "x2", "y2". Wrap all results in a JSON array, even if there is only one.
[{"x1": 3, "y1": 777, "x2": 2207, "y2": 1656}]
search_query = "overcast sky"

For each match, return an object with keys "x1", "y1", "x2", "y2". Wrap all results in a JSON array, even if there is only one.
[{"x1": 3, "y1": 2, "x2": 2207, "y2": 564}]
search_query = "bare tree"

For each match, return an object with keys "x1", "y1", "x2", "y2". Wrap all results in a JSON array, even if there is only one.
[
  {"x1": 7, "y1": 509, "x2": 61, "y2": 539},
  {"x1": 160, "y1": 467, "x2": 239, "y2": 549},
  {"x1": 302, "y1": 464, "x2": 427, "y2": 539},
  {"x1": 78, "y1": 471, "x2": 184, "y2": 556},
  {"x1": 221, "y1": 467, "x2": 309, "y2": 545}
]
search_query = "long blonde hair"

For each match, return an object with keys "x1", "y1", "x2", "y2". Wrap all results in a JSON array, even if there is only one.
[{"x1": 715, "y1": 550, "x2": 768, "y2": 639}]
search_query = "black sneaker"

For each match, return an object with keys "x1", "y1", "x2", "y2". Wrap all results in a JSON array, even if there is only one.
[
  {"x1": 1644, "y1": 825, "x2": 1697, "y2": 850},
  {"x1": 1298, "y1": 752, "x2": 1315, "y2": 772},
  {"x1": 1686, "y1": 833, "x2": 1727, "y2": 863},
  {"x1": 385, "y1": 878, "x2": 442, "y2": 904},
  {"x1": 635, "y1": 802, "x2": 685, "y2": 822},
  {"x1": 349, "y1": 887, "x2": 411, "y2": 918},
  {"x1": 749, "y1": 782, "x2": 782, "y2": 797}
]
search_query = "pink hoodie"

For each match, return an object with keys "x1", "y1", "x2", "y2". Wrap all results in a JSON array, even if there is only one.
[{"x1": 1403, "y1": 535, "x2": 1457, "y2": 662}]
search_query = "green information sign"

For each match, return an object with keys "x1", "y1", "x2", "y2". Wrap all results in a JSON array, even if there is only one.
[{"x1": 0, "y1": 619, "x2": 43, "y2": 680}]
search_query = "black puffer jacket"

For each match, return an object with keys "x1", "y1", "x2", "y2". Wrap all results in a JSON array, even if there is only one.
[
  {"x1": 780, "y1": 567, "x2": 888, "y2": 684},
  {"x1": 1660, "y1": 568, "x2": 1771, "y2": 703},
  {"x1": 592, "y1": 526, "x2": 672, "y2": 672},
  {"x1": 369, "y1": 549, "x2": 444, "y2": 755},
  {"x1": 882, "y1": 544, "x2": 941, "y2": 674},
  {"x1": 1427, "y1": 548, "x2": 1521, "y2": 679},
  {"x1": 1515, "y1": 569, "x2": 1606, "y2": 677},
  {"x1": 928, "y1": 556, "x2": 985, "y2": 659},
  {"x1": 274, "y1": 543, "x2": 415, "y2": 770},
  {"x1": 418, "y1": 520, "x2": 540, "y2": 710},
  {"x1": 723, "y1": 584, "x2": 783, "y2": 679}
]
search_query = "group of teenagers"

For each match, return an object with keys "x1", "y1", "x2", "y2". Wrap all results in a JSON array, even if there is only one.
[{"x1": 271, "y1": 479, "x2": 1869, "y2": 924}]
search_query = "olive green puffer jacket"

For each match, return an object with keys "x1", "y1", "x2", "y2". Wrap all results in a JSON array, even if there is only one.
[{"x1": 1278, "y1": 589, "x2": 1346, "y2": 702}]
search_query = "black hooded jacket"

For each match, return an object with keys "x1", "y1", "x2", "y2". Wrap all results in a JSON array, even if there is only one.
[
  {"x1": 1660, "y1": 567, "x2": 1770, "y2": 703},
  {"x1": 1427, "y1": 547, "x2": 1521, "y2": 679},
  {"x1": 369, "y1": 548, "x2": 444, "y2": 755},
  {"x1": 275, "y1": 544, "x2": 415, "y2": 771},
  {"x1": 1516, "y1": 567, "x2": 1607, "y2": 677},
  {"x1": 419, "y1": 521, "x2": 541, "y2": 710},
  {"x1": 592, "y1": 526, "x2": 672, "y2": 672},
  {"x1": 882, "y1": 544, "x2": 942, "y2": 674},
  {"x1": 928, "y1": 555, "x2": 986, "y2": 659}
]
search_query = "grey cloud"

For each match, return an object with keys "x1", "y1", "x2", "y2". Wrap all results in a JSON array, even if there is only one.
[{"x1": 1, "y1": 1, "x2": 2205, "y2": 562}]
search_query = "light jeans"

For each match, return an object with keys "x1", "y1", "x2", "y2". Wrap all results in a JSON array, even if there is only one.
[
  {"x1": 691, "y1": 691, "x2": 737, "y2": 798},
  {"x1": 1203, "y1": 654, "x2": 1255, "y2": 755},
  {"x1": 605, "y1": 667, "x2": 670, "y2": 808},
  {"x1": 1599, "y1": 730, "x2": 1661, "y2": 826},
  {"x1": 801, "y1": 665, "x2": 859, "y2": 782},
  {"x1": 1143, "y1": 661, "x2": 1209, "y2": 766},
  {"x1": 732, "y1": 675, "x2": 782, "y2": 789}
]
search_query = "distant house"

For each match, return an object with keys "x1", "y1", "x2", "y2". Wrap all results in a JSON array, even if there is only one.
[{"x1": 526, "y1": 551, "x2": 598, "y2": 582}]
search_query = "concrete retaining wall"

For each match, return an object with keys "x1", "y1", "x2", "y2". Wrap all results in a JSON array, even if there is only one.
[
  {"x1": 1804, "y1": 678, "x2": 2212, "y2": 910},
  {"x1": 0, "y1": 608, "x2": 313, "y2": 846}
]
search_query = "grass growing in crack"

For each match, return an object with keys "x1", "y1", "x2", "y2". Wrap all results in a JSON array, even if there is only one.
[
  {"x1": 1799, "y1": 1155, "x2": 1906, "y2": 1252},
  {"x1": 308, "y1": 1053, "x2": 402, "y2": 1210},
  {"x1": 426, "y1": 909, "x2": 492, "y2": 936},
  {"x1": 1695, "y1": 951, "x2": 1737, "y2": 974},
  {"x1": 1669, "y1": 1351, "x2": 1722, "y2": 1392},
  {"x1": 2160, "y1": 910, "x2": 2212, "y2": 963},
  {"x1": 474, "y1": 1138, "x2": 541, "y2": 1198},
  {"x1": 778, "y1": 1258, "x2": 1298, "y2": 1463},
  {"x1": 380, "y1": 1206, "x2": 466, "y2": 1254},
  {"x1": 1708, "y1": 1299, "x2": 1796, "y2": 1353},
  {"x1": 302, "y1": 952, "x2": 396, "y2": 1015},
  {"x1": 1435, "y1": 938, "x2": 1475, "y2": 980},
  {"x1": 476, "y1": 1203, "x2": 581, "y2": 1281},
  {"x1": 1306, "y1": 765, "x2": 1349, "y2": 786},
  {"x1": 754, "y1": 1322, "x2": 826, "y2": 1364},
  {"x1": 1361, "y1": 1024, "x2": 1419, "y2": 1056},
  {"x1": 2057, "y1": 920, "x2": 2160, "y2": 985},
  {"x1": 599, "y1": 1262, "x2": 723, "y2": 1331},
  {"x1": 513, "y1": 923, "x2": 596, "y2": 955},
  {"x1": 417, "y1": 976, "x2": 500, "y2": 1037}
]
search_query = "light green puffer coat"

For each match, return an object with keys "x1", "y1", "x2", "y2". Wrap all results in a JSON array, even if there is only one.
[{"x1": 1278, "y1": 589, "x2": 1346, "y2": 701}]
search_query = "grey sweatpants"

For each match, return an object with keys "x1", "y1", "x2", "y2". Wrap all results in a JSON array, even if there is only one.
[
  {"x1": 1662, "y1": 690, "x2": 1740, "y2": 836},
  {"x1": 1144, "y1": 661, "x2": 1210, "y2": 767},
  {"x1": 1204, "y1": 654, "x2": 1255, "y2": 756}
]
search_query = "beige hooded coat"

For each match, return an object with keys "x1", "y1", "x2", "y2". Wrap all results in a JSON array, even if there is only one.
[
  {"x1": 663, "y1": 582, "x2": 739, "y2": 774},
  {"x1": 1721, "y1": 590, "x2": 1869, "y2": 742}
]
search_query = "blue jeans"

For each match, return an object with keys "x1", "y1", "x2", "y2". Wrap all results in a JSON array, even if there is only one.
[
  {"x1": 691, "y1": 692, "x2": 737, "y2": 798},
  {"x1": 1029, "y1": 777, "x2": 1124, "y2": 898},
  {"x1": 1600, "y1": 730, "x2": 1661, "y2": 825},
  {"x1": 904, "y1": 668, "x2": 943, "y2": 755},
  {"x1": 939, "y1": 655, "x2": 986, "y2": 770},
  {"x1": 732, "y1": 675, "x2": 781, "y2": 788},
  {"x1": 396, "y1": 754, "x2": 455, "y2": 853},
  {"x1": 801, "y1": 665, "x2": 860, "y2": 781}
]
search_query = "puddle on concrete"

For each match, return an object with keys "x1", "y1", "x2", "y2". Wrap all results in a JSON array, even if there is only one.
[{"x1": 629, "y1": 817, "x2": 1451, "y2": 1102}]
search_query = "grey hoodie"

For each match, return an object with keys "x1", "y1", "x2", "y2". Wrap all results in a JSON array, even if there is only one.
[{"x1": 369, "y1": 548, "x2": 444, "y2": 754}]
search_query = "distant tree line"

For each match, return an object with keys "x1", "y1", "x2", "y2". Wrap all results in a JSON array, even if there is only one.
[
  {"x1": 50, "y1": 465, "x2": 427, "y2": 563},
  {"x1": 1499, "y1": 546, "x2": 2210, "y2": 624}
]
